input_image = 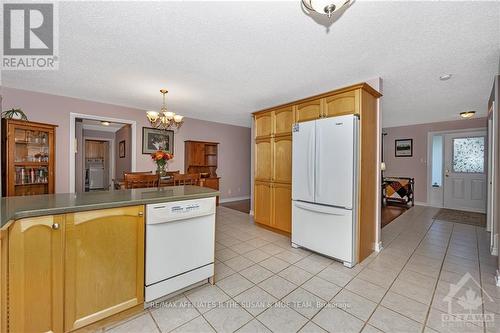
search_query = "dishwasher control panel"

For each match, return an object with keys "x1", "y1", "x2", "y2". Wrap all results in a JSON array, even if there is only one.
[{"x1": 146, "y1": 197, "x2": 216, "y2": 224}]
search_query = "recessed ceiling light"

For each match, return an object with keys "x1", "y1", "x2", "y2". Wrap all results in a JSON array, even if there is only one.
[
  {"x1": 439, "y1": 74, "x2": 452, "y2": 81},
  {"x1": 460, "y1": 111, "x2": 476, "y2": 119},
  {"x1": 101, "y1": 121, "x2": 110, "y2": 126}
]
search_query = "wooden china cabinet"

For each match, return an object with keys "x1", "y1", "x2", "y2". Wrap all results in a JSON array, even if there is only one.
[
  {"x1": 184, "y1": 140, "x2": 220, "y2": 204},
  {"x1": 1, "y1": 119, "x2": 57, "y2": 197}
]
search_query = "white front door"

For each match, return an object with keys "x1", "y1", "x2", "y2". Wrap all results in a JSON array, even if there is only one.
[{"x1": 443, "y1": 131, "x2": 487, "y2": 213}]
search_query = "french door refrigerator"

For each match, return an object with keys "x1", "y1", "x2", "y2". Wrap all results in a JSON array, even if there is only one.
[{"x1": 291, "y1": 114, "x2": 359, "y2": 267}]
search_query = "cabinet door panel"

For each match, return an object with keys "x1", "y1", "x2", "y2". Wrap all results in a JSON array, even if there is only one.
[
  {"x1": 203, "y1": 178, "x2": 219, "y2": 190},
  {"x1": 324, "y1": 90, "x2": 359, "y2": 117},
  {"x1": 272, "y1": 184, "x2": 292, "y2": 233},
  {"x1": 273, "y1": 136, "x2": 292, "y2": 183},
  {"x1": 191, "y1": 143, "x2": 206, "y2": 166},
  {"x1": 65, "y1": 206, "x2": 144, "y2": 331},
  {"x1": 254, "y1": 182, "x2": 272, "y2": 226},
  {"x1": 255, "y1": 139, "x2": 272, "y2": 181},
  {"x1": 255, "y1": 113, "x2": 272, "y2": 138},
  {"x1": 273, "y1": 107, "x2": 293, "y2": 136},
  {"x1": 296, "y1": 99, "x2": 322, "y2": 123},
  {"x1": 8, "y1": 215, "x2": 64, "y2": 333}
]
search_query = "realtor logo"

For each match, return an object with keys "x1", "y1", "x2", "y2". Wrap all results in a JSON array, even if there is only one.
[
  {"x1": 441, "y1": 272, "x2": 495, "y2": 329},
  {"x1": 2, "y1": 1, "x2": 58, "y2": 70}
]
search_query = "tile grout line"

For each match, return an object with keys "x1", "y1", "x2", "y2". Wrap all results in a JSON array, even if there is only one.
[
  {"x1": 420, "y1": 219, "x2": 455, "y2": 333},
  {"x1": 358, "y1": 210, "x2": 442, "y2": 333},
  {"x1": 475, "y1": 226, "x2": 487, "y2": 333}
]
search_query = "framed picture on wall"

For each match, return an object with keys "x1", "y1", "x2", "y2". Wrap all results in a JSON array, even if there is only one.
[
  {"x1": 142, "y1": 127, "x2": 174, "y2": 154},
  {"x1": 395, "y1": 139, "x2": 413, "y2": 157},
  {"x1": 119, "y1": 140, "x2": 126, "y2": 158}
]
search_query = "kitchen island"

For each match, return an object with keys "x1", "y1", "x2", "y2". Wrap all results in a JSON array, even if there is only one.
[{"x1": 0, "y1": 186, "x2": 219, "y2": 333}]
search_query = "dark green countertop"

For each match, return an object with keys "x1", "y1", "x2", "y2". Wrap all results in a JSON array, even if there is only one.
[{"x1": 0, "y1": 186, "x2": 219, "y2": 229}]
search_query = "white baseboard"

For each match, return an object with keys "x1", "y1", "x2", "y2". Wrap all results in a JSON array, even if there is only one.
[
  {"x1": 249, "y1": 210, "x2": 254, "y2": 216},
  {"x1": 219, "y1": 196, "x2": 250, "y2": 204},
  {"x1": 375, "y1": 241, "x2": 383, "y2": 252},
  {"x1": 491, "y1": 233, "x2": 498, "y2": 256},
  {"x1": 415, "y1": 201, "x2": 434, "y2": 207},
  {"x1": 496, "y1": 270, "x2": 500, "y2": 287}
]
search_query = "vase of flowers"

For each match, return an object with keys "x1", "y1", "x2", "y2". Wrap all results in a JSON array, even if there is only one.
[{"x1": 150, "y1": 150, "x2": 173, "y2": 177}]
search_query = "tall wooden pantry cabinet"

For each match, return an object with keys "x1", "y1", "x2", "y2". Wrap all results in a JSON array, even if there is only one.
[{"x1": 252, "y1": 83, "x2": 381, "y2": 262}]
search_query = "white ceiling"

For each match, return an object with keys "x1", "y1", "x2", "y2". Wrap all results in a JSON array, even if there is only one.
[
  {"x1": 2, "y1": 1, "x2": 499, "y2": 128},
  {"x1": 80, "y1": 118, "x2": 126, "y2": 133}
]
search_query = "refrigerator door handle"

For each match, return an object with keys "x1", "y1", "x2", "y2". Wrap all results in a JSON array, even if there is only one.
[
  {"x1": 294, "y1": 201, "x2": 348, "y2": 216},
  {"x1": 315, "y1": 123, "x2": 321, "y2": 199},
  {"x1": 308, "y1": 128, "x2": 314, "y2": 197}
]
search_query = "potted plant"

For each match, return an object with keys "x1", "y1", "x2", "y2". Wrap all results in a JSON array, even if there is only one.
[
  {"x1": 150, "y1": 150, "x2": 173, "y2": 177},
  {"x1": 1, "y1": 108, "x2": 28, "y2": 120}
]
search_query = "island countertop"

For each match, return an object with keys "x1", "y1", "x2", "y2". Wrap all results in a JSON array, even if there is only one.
[{"x1": 0, "y1": 185, "x2": 219, "y2": 229}]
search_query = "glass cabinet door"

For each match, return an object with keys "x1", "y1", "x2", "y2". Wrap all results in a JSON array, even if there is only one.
[{"x1": 13, "y1": 127, "x2": 51, "y2": 195}]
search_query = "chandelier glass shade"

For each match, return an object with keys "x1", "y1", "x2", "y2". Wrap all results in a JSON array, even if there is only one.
[{"x1": 146, "y1": 89, "x2": 184, "y2": 131}]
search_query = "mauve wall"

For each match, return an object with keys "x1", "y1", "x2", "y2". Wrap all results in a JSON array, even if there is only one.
[
  {"x1": 382, "y1": 118, "x2": 488, "y2": 202},
  {"x1": 1, "y1": 87, "x2": 251, "y2": 199},
  {"x1": 115, "y1": 125, "x2": 132, "y2": 180}
]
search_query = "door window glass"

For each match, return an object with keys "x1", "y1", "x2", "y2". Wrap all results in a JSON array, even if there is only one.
[
  {"x1": 452, "y1": 137, "x2": 485, "y2": 173},
  {"x1": 431, "y1": 135, "x2": 443, "y2": 186}
]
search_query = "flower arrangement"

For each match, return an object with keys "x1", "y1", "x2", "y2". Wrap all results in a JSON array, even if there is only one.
[{"x1": 150, "y1": 150, "x2": 173, "y2": 176}]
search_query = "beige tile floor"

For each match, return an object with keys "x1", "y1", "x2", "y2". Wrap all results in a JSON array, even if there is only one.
[{"x1": 101, "y1": 205, "x2": 499, "y2": 333}]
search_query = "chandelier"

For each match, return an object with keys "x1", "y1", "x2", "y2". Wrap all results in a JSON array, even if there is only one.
[
  {"x1": 146, "y1": 89, "x2": 184, "y2": 131},
  {"x1": 301, "y1": 0, "x2": 351, "y2": 18}
]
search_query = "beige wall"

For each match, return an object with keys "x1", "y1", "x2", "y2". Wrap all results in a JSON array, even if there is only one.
[{"x1": 1, "y1": 87, "x2": 251, "y2": 200}]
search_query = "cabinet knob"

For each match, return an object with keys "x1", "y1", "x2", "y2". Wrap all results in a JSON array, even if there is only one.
[
  {"x1": 52, "y1": 223, "x2": 60, "y2": 230},
  {"x1": 138, "y1": 212, "x2": 144, "y2": 217}
]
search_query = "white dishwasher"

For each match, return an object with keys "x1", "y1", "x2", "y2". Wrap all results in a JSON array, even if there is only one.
[{"x1": 145, "y1": 197, "x2": 216, "y2": 302}]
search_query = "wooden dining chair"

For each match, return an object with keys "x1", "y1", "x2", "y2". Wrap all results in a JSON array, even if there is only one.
[
  {"x1": 124, "y1": 173, "x2": 159, "y2": 189},
  {"x1": 173, "y1": 173, "x2": 200, "y2": 186},
  {"x1": 165, "y1": 170, "x2": 180, "y2": 177},
  {"x1": 123, "y1": 171, "x2": 153, "y2": 178}
]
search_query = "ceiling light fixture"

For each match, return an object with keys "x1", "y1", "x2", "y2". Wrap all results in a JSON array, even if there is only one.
[
  {"x1": 146, "y1": 89, "x2": 184, "y2": 131},
  {"x1": 101, "y1": 121, "x2": 110, "y2": 126},
  {"x1": 439, "y1": 74, "x2": 452, "y2": 81},
  {"x1": 301, "y1": 0, "x2": 351, "y2": 18},
  {"x1": 460, "y1": 111, "x2": 476, "y2": 119}
]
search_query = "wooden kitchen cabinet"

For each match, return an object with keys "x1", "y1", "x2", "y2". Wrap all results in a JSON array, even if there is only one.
[
  {"x1": 85, "y1": 140, "x2": 105, "y2": 159},
  {"x1": 255, "y1": 138, "x2": 272, "y2": 181},
  {"x1": 324, "y1": 90, "x2": 359, "y2": 117},
  {"x1": 272, "y1": 183, "x2": 292, "y2": 233},
  {"x1": 64, "y1": 205, "x2": 144, "y2": 331},
  {"x1": 273, "y1": 135, "x2": 292, "y2": 183},
  {"x1": 253, "y1": 104, "x2": 293, "y2": 233},
  {"x1": 254, "y1": 182, "x2": 291, "y2": 233},
  {"x1": 8, "y1": 215, "x2": 65, "y2": 333},
  {"x1": 255, "y1": 113, "x2": 272, "y2": 138},
  {"x1": 295, "y1": 99, "x2": 322, "y2": 123},
  {"x1": 273, "y1": 106, "x2": 294, "y2": 136},
  {"x1": 254, "y1": 182, "x2": 272, "y2": 227}
]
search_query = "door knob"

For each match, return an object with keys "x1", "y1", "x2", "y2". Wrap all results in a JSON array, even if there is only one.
[{"x1": 52, "y1": 223, "x2": 60, "y2": 230}]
